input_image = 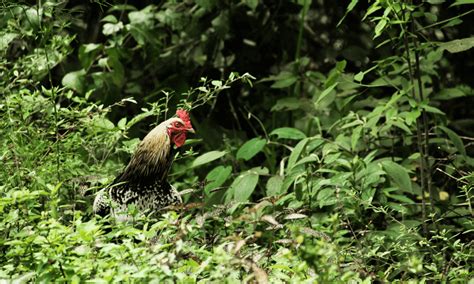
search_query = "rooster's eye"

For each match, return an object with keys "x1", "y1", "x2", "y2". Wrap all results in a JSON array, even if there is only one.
[{"x1": 174, "y1": 122, "x2": 183, "y2": 127}]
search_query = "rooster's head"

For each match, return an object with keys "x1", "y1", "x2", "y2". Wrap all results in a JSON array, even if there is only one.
[{"x1": 166, "y1": 109, "x2": 194, "y2": 148}]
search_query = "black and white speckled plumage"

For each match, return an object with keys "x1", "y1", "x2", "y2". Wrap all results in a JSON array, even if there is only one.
[{"x1": 93, "y1": 116, "x2": 191, "y2": 219}]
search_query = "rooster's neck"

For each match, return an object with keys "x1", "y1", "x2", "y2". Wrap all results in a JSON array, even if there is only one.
[{"x1": 117, "y1": 126, "x2": 174, "y2": 185}]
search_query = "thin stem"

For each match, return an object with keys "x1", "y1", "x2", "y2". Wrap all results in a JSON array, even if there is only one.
[
  {"x1": 402, "y1": 5, "x2": 428, "y2": 236},
  {"x1": 38, "y1": 0, "x2": 61, "y2": 182},
  {"x1": 412, "y1": 17, "x2": 437, "y2": 226}
]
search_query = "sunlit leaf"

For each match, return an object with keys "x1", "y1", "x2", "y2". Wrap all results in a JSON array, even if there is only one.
[
  {"x1": 270, "y1": 127, "x2": 306, "y2": 140},
  {"x1": 236, "y1": 137, "x2": 266, "y2": 161},
  {"x1": 226, "y1": 171, "x2": 259, "y2": 203},
  {"x1": 266, "y1": 175, "x2": 284, "y2": 196},
  {"x1": 191, "y1": 151, "x2": 227, "y2": 168},
  {"x1": 315, "y1": 82, "x2": 338, "y2": 105},
  {"x1": 62, "y1": 69, "x2": 86, "y2": 93},
  {"x1": 440, "y1": 37, "x2": 474, "y2": 53}
]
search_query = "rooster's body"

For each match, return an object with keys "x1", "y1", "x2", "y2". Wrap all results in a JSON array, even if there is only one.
[{"x1": 93, "y1": 109, "x2": 194, "y2": 219}]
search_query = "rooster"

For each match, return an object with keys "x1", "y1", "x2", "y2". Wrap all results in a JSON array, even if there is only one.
[{"x1": 93, "y1": 109, "x2": 194, "y2": 219}]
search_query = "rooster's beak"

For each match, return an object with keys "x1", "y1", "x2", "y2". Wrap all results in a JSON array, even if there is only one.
[{"x1": 187, "y1": 128, "x2": 195, "y2": 134}]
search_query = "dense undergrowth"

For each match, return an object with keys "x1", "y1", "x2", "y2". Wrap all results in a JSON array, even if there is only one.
[{"x1": 1, "y1": 0, "x2": 473, "y2": 282}]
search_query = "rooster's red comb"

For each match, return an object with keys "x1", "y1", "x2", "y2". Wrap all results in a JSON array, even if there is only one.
[{"x1": 176, "y1": 109, "x2": 192, "y2": 128}]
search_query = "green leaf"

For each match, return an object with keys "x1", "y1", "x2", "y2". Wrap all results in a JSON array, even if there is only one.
[
  {"x1": 270, "y1": 127, "x2": 306, "y2": 140},
  {"x1": 440, "y1": 37, "x2": 474, "y2": 53},
  {"x1": 0, "y1": 33, "x2": 18, "y2": 52},
  {"x1": 405, "y1": 109, "x2": 421, "y2": 126},
  {"x1": 451, "y1": 0, "x2": 474, "y2": 6},
  {"x1": 205, "y1": 166, "x2": 232, "y2": 194},
  {"x1": 191, "y1": 151, "x2": 227, "y2": 168},
  {"x1": 315, "y1": 82, "x2": 338, "y2": 105},
  {"x1": 317, "y1": 188, "x2": 337, "y2": 207},
  {"x1": 374, "y1": 18, "x2": 387, "y2": 39},
  {"x1": 390, "y1": 120, "x2": 412, "y2": 134},
  {"x1": 381, "y1": 160, "x2": 413, "y2": 193},
  {"x1": 434, "y1": 88, "x2": 466, "y2": 100},
  {"x1": 271, "y1": 97, "x2": 302, "y2": 111},
  {"x1": 266, "y1": 175, "x2": 284, "y2": 196},
  {"x1": 225, "y1": 171, "x2": 259, "y2": 203},
  {"x1": 388, "y1": 194, "x2": 415, "y2": 204},
  {"x1": 101, "y1": 15, "x2": 118, "y2": 23},
  {"x1": 271, "y1": 76, "x2": 298, "y2": 89},
  {"x1": 244, "y1": 0, "x2": 259, "y2": 11},
  {"x1": 79, "y1": 43, "x2": 102, "y2": 69},
  {"x1": 288, "y1": 138, "x2": 310, "y2": 170},
  {"x1": 354, "y1": 71, "x2": 364, "y2": 82},
  {"x1": 421, "y1": 104, "x2": 445, "y2": 115},
  {"x1": 117, "y1": 117, "x2": 127, "y2": 130},
  {"x1": 93, "y1": 117, "x2": 115, "y2": 130},
  {"x1": 438, "y1": 126, "x2": 467, "y2": 156},
  {"x1": 103, "y1": 22, "x2": 124, "y2": 35},
  {"x1": 236, "y1": 137, "x2": 267, "y2": 161},
  {"x1": 338, "y1": 0, "x2": 359, "y2": 26},
  {"x1": 62, "y1": 69, "x2": 86, "y2": 93}
]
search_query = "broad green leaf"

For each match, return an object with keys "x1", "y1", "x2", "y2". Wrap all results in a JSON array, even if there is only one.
[
  {"x1": 434, "y1": 88, "x2": 466, "y2": 100},
  {"x1": 388, "y1": 194, "x2": 415, "y2": 204},
  {"x1": 236, "y1": 137, "x2": 267, "y2": 161},
  {"x1": 288, "y1": 138, "x2": 310, "y2": 170},
  {"x1": 191, "y1": 151, "x2": 226, "y2": 168},
  {"x1": 79, "y1": 43, "x2": 102, "y2": 69},
  {"x1": 205, "y1": 166, "x2": 232, "y2": 194},
  {"x1": 438, "y1": 126, "x2": 467, "y2": 156},
  {"x1": 351, "y1": 126, "x2": 362, "y2": 151},
  {"x1": 405, "y1": 109, "x2": 421, "y2": 126},
  {"x1": 440, "y1": 37, "x2": 474, "y2": 53},
  {"x1": 93, "y1": 117, "x2": 115, "y2": 130},
  {"x1": 62, "y1": 69, "x2": 86, "y2": 93},
  {"x1": 270, "y1": 127, "x2": 306, "y2": 140},
  {"x1": 421, "y1": 104, "x2": 445, "y2": 115},
  {"x1": 363, "y1": 4, "x2": 381, "y2": 21},
  {"x1": 101, "y1": 15, "x2": 118, "y2": 23},
  {"x1": 390, "y1": 120, "x2": 412, "y2": 134},
  {"x1": 102, "y1": 22, "x2": 124, "y2": 35},
  {"x1": 0, "y1": 33, "x2": 18, "y2": 52},
  {"x1": 317, "y1": 188, "x2": 337, "y2": 207},
  {"x1": 361, "y1": 187, "x2": 376, "y2": 204},
  {"x1": 118, "y1": 117, "x2": 127, "y2": 130},
  {"x1": 381, "y1": 160, "x2": 413, "y2": 193},
  {"x1": 266, "y1": 175, "x2": 284, "y2": 196},
  {"x1": 294, "y1": 155, "x2": 319, "y2": 167},
  {"x1": 226, "y1": 171, "x2": 259, "y2": 203},
  {"x1": 128, "y1": 6, "x2": 155, "y2": 26},
  {"x1": 126, "y1": 112, "x2": 154, "y2": 128},
  {"x1": 271, "y1": 76, "x2": 298, "y2": 89},
  {"x1": 271, "y1": 97, "x2": 302, "y2": 111},
  {"x1": 442, "y1": 18, "x2": 463, "y2": 28},
  {"x1": 374, "y1": 18, "x2": 387, "y2": 38},
  {"x1": 315, "y1": 82, "x2": 338, "y2": 104},
  {"x1": 196, "y1": 0, "x2": 217, "y2": 10},
  {"x1": 451, "y1": 0, "x2": 474, "y2": 6},
  {"x1": 354, "y1": 71, "x2": 364, "y2": 82},
  {"x1": 244, "y1": 0, "x2": 259, "y2": 11},
  {"x1": 211, "y1": 80, "x2": 222, "y2": 87}
]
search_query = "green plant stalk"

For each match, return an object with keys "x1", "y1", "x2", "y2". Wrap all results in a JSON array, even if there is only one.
[
  {"x1": 402, "y1": 7, "x2": 428, "y2": 237},
  {"x1": 38, "y1": 0, "x2": 61, "y2": 182},
  {"x1": 293, "y1": 0, "x2": 308, "y2": 99},
  {"x1": 411, "y1": 22, "x2": 435, "y2": 214}
]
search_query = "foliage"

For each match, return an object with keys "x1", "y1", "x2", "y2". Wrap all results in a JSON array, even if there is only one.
[{"x1": 1, "y1": 0, "x2": 473, "y2": 282}]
